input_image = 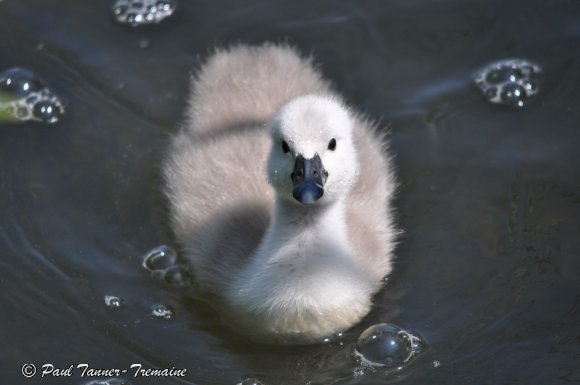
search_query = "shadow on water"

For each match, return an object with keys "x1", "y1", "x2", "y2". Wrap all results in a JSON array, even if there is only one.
[{"x1": 1, "y1": 0, "x2": 580, "y2": 384}]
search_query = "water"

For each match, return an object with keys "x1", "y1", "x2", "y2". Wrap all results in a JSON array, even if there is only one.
[{"x1": 1, "y1": 0, "x2": 579, "y2": 384}]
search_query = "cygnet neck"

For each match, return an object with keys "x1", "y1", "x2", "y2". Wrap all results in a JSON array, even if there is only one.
[
  {"x1": 259, "y1": 196, "x2": 351, "y2": 261},
  {"x1": 274, "y1": 198, "x2": 340, "y2": 229}
]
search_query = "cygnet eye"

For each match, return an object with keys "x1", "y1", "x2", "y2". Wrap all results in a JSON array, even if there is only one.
[
  {"x1": 281, "y1": 140, "x2": 290, "y2": 154},
  {"x1": 328, "y1": 138, "x2": 336, "y2": 151}
]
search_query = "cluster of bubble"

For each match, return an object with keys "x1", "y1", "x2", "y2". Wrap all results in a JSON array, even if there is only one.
[
  {"x1": 112, "y1": 0, "x2": 177, "y2": 26},
  {"x1": 0, "y1": 68, "x2": 64, "y2": 124},
  {"x1": 142, "y1": 245, "x2": 191, "y2": 287},
  {"x1": 354, "y1": 323, "x2": 425, "y2": 368},
  {"x1": 475, "y1": 59, "x2": 543, "y2": 107}
]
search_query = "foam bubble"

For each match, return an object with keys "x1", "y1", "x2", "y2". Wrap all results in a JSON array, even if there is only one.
[
  {"x1": 112, "y1": 0, "x2": 176, "y2": 27},
  {"x1": 475, "y1": 59, "x2": 543, "y2": 107},
  {"x1": 0, "y1": 68, "x2": 64, "y2": 124},
  {"x1": 355, "y1": 323, "x2": 425, "y2": 367}
]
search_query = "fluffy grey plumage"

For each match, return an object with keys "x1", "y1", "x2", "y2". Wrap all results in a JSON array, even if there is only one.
[{"x1": 163, "y1": 43, "x2": 397, "y2": 344}]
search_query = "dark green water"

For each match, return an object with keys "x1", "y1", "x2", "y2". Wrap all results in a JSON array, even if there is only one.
[{"x1": 1, "y1": 0, "x2": 579, "y2": 384}]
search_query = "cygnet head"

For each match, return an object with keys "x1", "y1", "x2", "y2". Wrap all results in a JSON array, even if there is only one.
[{"x1": 267, "y1": 94, "x2": 360, "y2": 205}]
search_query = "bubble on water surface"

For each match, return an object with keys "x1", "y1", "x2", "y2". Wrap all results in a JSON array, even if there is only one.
[
  {"x1": 163, "y1": 265, "x2": 191, "y2": 286},
  {"x1": 0, "y1": 68, "x2": 44, "y2": 95},
  {"x1": 151, "y1": 303, "x2": 174, "y2": 319},
  {"x1": 112, "y1": 0, "x2": 176, "y2": 27},
  {"x1": 142, "y1": 245, "x2": 191, "y2": 287},
  {"x1": 0, "y1": 68, "x2": 64, "y2": 123},
  {"x1": 355, "y1": 323, "x2": 425, "y2": 367},
  {"x1": 32, "y1": 99, "x2": 63, "y2": 122},
  {"x1": 142, "y1": 245, "x2": 176, "y2": 271},
  {"x1": 475, "y1": 59, "x2": 543, "y2": 107},
  {"x1": 104, "y1": 295, "x2": 125, "y2": 308}
]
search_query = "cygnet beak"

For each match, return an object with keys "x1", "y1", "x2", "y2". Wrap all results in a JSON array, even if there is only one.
[{"x1": 291, "y1": 154, "x2": 328, "y2": 204}]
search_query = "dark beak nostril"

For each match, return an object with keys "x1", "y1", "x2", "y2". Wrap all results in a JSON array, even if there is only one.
[{"x1": 291, "y1": 154, "x2": 327, "y2": 204}]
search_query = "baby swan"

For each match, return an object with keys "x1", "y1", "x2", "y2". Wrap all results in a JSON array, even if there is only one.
[{"x1": 163, "y1": 44, "x2": 397, "y2": 344}]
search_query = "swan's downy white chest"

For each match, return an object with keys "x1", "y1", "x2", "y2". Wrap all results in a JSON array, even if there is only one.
[{"x1": 226, "y1": 202, "x2": 374, "y2": 342}]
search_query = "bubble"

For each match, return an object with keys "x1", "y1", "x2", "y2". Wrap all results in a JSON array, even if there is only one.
[
  {"x1": 0, "y1": 67, "x2": 65, "y2": 124},
  {"x1": 142, "y1": 245, "x2": 176, "y2": 271},
  {"x1": 151, "y1": 304, "x2": 174, "y2": 320},
  {"x1": 500, "y1": 83, "x2": 527, "y2": 107},
  {"x1": 16, "y1": 106, "x2": 30, "y2": 119},
  {"x1": 163, "y1": 265, "x2": 191, "y2": 287},
  {"x1": 523, "y1": 80, "x2": 537, "y2": 92},
  {"x1": 25, "y1": 94, "x2": 39, "y2": 104},
  {"x1": 484, "y1": 87, "x2": 497, "y2": 99},
  {"x1": 112, "y1": 5, "x2": 128, "y2": 16},
  {"x1": 111, "y1": 0, "x2": 176, "y2": 26},
  {"x1": 484, "y1": 66, "x2": 524, "y2": 85},
  {"x1": 142, "y1": 245, "x2": 191, "y2": 287},
  {"x1": 0, "y1": 68, "x2": 43, "y2": 95},
  {"x1": 32, "y1": 99, "x2": 63, "y2": 123},
  {"x1": 104, "y1": 295, "x2": 125, "y2": 308},
  {"x1": 474, "y1": 59, "x2": 543, "y2": 107},
  {"x1": 355, "y1": 323, "x2": 425, "y2": 367}
]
